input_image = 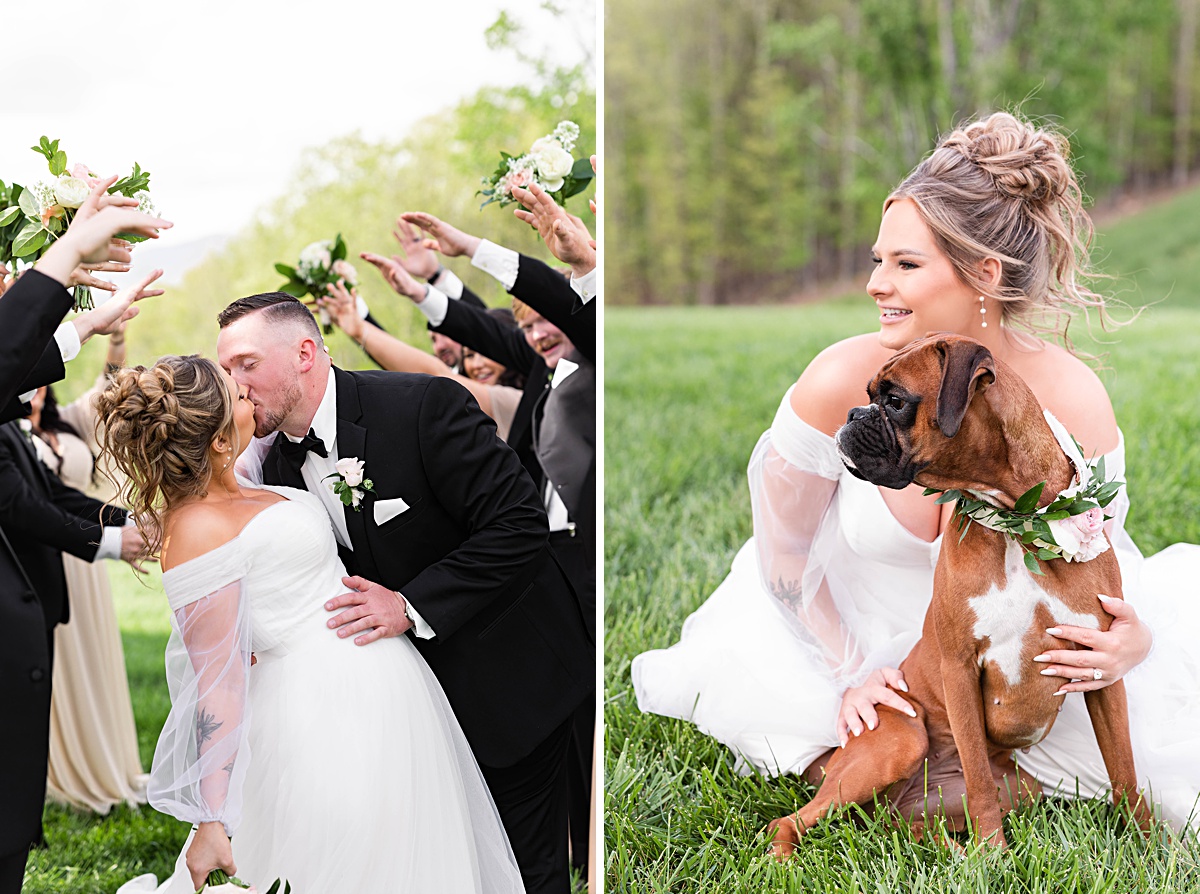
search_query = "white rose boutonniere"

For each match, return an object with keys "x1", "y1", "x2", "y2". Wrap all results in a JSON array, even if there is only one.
[{"x1": 325, "y1": 457, "x2": 374, "y2": 511}]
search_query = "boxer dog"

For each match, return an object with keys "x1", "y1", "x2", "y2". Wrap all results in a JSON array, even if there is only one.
[{"x1": 768, "y1": 334, "x2": 1151, "y2": 854}]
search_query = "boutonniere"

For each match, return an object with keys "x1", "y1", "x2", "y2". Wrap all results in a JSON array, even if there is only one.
[
  {"x1": 324, "y1": 457, "x2": 374, "y2": 511},
  {"x1": 17, "y1": 419, "x2": 33, "y2": 439}
]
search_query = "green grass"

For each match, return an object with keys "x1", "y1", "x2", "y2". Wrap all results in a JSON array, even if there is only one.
[
  {"x1": 22, "y1": 568, "x2": 189, "y2": 894},
  {"x1": 605, "y1": 188, "x2": 1200, "y2": 890}
]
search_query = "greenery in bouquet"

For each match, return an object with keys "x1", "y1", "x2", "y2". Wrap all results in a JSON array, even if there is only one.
[
  {"x1": 199, "y1": 867, "x2": 291, "y2": 893},
  {"x1": 275, "y1": 235, "x2": 359, "y2": 334},
  {"x1": 478, "y1": 120, "x2": 593, "y2": 211},
  {"x1": 0, "y1": 136, "x2": 156, "y2": 310}
]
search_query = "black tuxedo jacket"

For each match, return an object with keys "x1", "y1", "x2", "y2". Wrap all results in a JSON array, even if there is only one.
[
  {"x1": 263, "y1": 367, "x2": 593, "y2": 767},
  {"x1": 432, "y1": 257, "x2": 597, "y2": 633},
  {"x1": 0, "y1": 342, "x2": 65, "y2": 425},
  {"x1": 0, "y1": 422, "x2": 127, "y2": 630},
  {"x1": 432, "y1": 254, "x2": 596, "y2": 486},
  {"x1": 0, "y1": 269, "x2": 75, "y2": 857}
]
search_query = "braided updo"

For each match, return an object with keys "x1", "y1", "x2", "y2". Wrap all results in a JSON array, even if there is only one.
[
  {"x1": 887, "y1": 111, "x2": 1112, "y2": 346},
  {"x1": 95, "y1": 355, "x2": 236, "y2": 550}
]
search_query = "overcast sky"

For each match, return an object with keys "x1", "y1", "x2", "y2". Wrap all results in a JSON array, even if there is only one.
[{"x1": 2, "y1": 0, "x2": 593, "y2": 255}]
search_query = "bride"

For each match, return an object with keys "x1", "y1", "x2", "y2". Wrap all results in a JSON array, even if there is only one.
[
  {"x1": 100, "y1": 356, "x2": 524, "y2": 892},
  {"x1": 632, "y1": 111, "x2": 1200, "y2": 831}
]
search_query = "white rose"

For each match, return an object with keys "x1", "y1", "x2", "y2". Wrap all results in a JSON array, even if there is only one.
[
  {"x1": 52, "y1": 176, "x2": 90, "y2": 209},
  {"x1": 336, "y1": 457, "x2": 365, "y2": 487},
  {"x1": 200, "y1": 885, "x2": 257, "y2": 894},
  {"x1": 332, "y1": 259, "x2": 358, "y2": 285},
  {"x1": 298, "y1": 240, "x2": 332, "y2": 271},
  {"x1": 530, "y1": 138, "x2": 574, "y2": 192}
]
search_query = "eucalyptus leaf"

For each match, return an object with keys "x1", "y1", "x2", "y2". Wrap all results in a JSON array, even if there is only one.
[{"x1": 1014, "y1": 482, "x2": 1046, "y2": 513}]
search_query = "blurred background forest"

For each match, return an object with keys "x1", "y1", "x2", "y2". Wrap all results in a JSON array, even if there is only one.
[
  {"x1": 67, "y1": 5, "x2": 596, "y2": 389},
  {"x1": 605, "y1": 0, "x2": 1200, "y2": 305}
]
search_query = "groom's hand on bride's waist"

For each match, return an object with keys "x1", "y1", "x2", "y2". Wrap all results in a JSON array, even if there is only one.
[{"x1": 325, "y1": 575, "x2": 415, "y2": 645}]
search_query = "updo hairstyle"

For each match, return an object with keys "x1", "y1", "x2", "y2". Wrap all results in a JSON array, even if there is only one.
[
  {"x1": 95, "y1": 355, "x2": 236, "y2": 550},
  {"x1": 888, "y1": 111, "x2": 1113, "y2": 345}
]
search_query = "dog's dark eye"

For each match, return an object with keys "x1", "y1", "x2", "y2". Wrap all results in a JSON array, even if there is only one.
[{"x1": 885, "y1": 394, "x2": 906, "y2": 412}]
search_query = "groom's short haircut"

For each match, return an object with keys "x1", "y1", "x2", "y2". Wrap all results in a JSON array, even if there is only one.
[{"x1": 218, "y1": 292, "x2": 323, "y2": 342}]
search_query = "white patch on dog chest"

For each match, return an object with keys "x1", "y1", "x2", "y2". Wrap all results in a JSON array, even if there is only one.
[{"x1": 967, "y1": 539, "x2": 1099, "y2": 686}]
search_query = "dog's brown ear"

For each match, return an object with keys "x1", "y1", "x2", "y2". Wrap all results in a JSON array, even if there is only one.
[{"x1": 935, "y1": 338, "x2": 996, "y2": 438}]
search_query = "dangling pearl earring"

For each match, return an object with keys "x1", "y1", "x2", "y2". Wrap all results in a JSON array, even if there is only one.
[
  {"x1": 979, "y1": 295, "x2": 988, "y2": 329},
  {"x1": 221, "y1": 446, "x2": 232, "y2": 472}
]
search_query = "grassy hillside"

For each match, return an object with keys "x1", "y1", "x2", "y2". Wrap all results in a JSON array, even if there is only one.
[{"x1": 604, "y1": 187, "x2": 1200, "y2": 890}]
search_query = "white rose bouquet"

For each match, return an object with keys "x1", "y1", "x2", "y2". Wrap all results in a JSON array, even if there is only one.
[
  {"x1": 275, "y1": 234, "x2": 359, "y2": 333},
  {"x1": 478, "y1": 121, "x2": 594, "y2": 211},
  {"x1": 0, "y1": 136, "x2": 157, "y2": 309}
]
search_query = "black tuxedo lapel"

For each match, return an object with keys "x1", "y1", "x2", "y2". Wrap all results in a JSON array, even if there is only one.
[
  {"x1": 4, "y1": 424, "x2": 52, "y2": 495},
  {"x1": 333, "y1": 369, "x2": 379, "y2": 581}
]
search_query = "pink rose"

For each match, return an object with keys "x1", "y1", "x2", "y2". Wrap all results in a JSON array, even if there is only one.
[
  {"x1": 509, "y1": 168, "x2": 532, "y2": 189},
  {"x1": 1047, "y1": 506, "x2": 1109, "y2": 562},
  {"x1": 71, "y1": 164, "x2": 106, "y2": 189}
]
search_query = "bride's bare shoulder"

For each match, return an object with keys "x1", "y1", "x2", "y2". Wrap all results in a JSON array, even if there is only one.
[
  {"x1": 789, "y1": 334, "x2": 892, "y2": 436},
  {"x1": 1009, "y1": 340, "x2": 1118, "y2": 455},
  {"x1": 161, "y1": 502, "x2": 243, "y2": 573}
]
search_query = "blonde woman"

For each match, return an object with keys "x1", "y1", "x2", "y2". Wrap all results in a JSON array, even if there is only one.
[{"x1": 633, "y1": 112, "x2": 1200, "y2": 830}]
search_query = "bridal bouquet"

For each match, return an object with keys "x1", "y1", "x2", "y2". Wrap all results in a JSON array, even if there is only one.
[
  {"x1": 275, "y1": 235, "x2": 358, "y2": 333},
  {"x1": 478, "y1": 120, "x2": 594, "y2": 211},
  {"x1": 0, "y1": 136, "x2": 156, "y2": 310},
  {"x1": 199, "y1": 868, "x2": 291, "y2": 893}
]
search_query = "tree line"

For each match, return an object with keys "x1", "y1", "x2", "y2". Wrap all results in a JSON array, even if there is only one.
[{"x1": 605, "y1": 0, "x2": 1198, "y2": 305}]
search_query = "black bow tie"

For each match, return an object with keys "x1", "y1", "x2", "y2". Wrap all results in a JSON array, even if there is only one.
[{"x1": 278, "y1": 428, "x2": 328, "y2": 477}]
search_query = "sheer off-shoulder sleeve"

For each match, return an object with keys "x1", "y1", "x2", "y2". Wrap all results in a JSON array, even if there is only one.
[
  {"x1": 749, "y1": 385, "x2": 868, "y2": 680},
  {"x1": 152, "y1": 550, "x2": 253, "y2": 836}
]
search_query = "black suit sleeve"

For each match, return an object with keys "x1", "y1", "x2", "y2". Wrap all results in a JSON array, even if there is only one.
[
  {"x1": 0, "y1": 437, "x2": 125, "y2": 562},
  {"x1": 401, "y1": 377, "x2": 549, "y2": 639},
  {"x1": 0, "y1": 343, "x2": 67, "y2": 425},
  {"x1": 459, "y1": 281, "x2": 487, "y2": 310},
  {"x1": 435, "y1": 298, "x2": 540, "y2": 376},
  {"x1": 0, "y1": 270, "x2": 73, "y2": 409},
  {"x1": 511, "y1": 255, "x2": 596, "y2": 362}
]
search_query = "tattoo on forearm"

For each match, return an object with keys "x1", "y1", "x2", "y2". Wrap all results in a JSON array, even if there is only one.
[
  {"x1": 196, "y1": 707, "x2": 223, "y2": 748},
  {"x1": 769, "y1": 576, "x2": 804, "y2": 611},
  {"x1": 223, "y1": 759, "x2": 236, "y2": 777}
]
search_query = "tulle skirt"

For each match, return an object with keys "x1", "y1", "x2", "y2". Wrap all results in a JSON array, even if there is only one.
[
  {"x1": 634, "y1": 539, "x2": 1200, "y2": 831},
  {"x1": 120, "y1": 628, "x2": 524, "y2": 893}
]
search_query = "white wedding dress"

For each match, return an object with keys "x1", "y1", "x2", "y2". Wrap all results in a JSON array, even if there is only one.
[
  {"x1": 633, "y1": 386, "x2": 1200, "y2": 831},
  {"x1": 119, "y1": 485, "x2": 524, "y2": 893}
]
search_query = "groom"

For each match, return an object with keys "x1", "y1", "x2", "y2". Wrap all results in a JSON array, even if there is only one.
[{"x1": 217, "y1": 292, "x2": 593, "y2": 894}]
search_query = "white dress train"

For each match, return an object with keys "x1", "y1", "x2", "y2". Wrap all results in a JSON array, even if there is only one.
[
  {"x1": 632, "y1": 386, "x2": 1200, "y2": 831},
  {"x1": 119, "y1": 485, "x2": 524, "y2": 893}
]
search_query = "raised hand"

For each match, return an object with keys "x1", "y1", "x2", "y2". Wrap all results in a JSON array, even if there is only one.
[
  {"x1": 36, "y1": 179, "x2": 171, "y2": 285},
  {"x1": 318, "y1": 279, "x2": 365, "y2": 340},
  {"x1": 72, "y1": 268, "x2": 165, "y2": 344},
  {"x1": 511, "y1": 182, "x2": 596, "y2": 274},
  {"x1": 360, "y1": 251, "x2": 426, "y2": 303},
  {"x1": 391, "y1": 217, "x2": 441, "y2": 279},
  {"x1": 399, "y1": 212, "x2": 481, "y2": 259},
  {"x1": 325, "y1": 575, "x2": 414, "y2": 645}
]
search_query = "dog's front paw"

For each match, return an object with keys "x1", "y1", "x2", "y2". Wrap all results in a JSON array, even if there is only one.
[{"x1": 767, "y1": 816, "x2": 801, "y2": 861}]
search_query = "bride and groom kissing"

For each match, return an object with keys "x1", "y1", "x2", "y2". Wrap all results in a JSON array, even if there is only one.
[{"x1": 112, "y1": 291, "x2": 593, "y2": 893}]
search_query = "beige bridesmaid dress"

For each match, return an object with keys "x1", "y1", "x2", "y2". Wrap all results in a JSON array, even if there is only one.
[{"x1": 36, "y1": 377, "x2": 148, "y2": 813}]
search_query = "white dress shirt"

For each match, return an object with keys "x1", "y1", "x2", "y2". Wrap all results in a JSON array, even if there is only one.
[{"x1": 242, "y1": 368, "x2": 434, "y2": 638}]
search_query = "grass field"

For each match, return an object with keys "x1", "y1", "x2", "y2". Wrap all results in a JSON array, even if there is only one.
[{"x1": 604, "y1": 190, "x2": 1200, "y2": 891}]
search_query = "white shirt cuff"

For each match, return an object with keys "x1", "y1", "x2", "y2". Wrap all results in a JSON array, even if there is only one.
[
  {"x1": 470, "y1": 240, "x2": 520, "y2": 291},
  {"x1": 55, "y1": 321, "x2": 82, "y2": 363},
  {"x1": 95, "y1": 525, "x2": 124, "y2": 561},
  {"x1": 570, "y1": 267, "x2": 597, "y2": 304},
  {"x1": 415, "y1": 286, "x2": 451, "y2": 327},
  {"x1": 432, "y1": 268, "x2": 465, "y2": 300},
  {"x1": 403, "y1": 596, "x2": 435, "y2": 639},
  {"x1": 356, "y1": 295, "x2": 370, "y2": 320}
]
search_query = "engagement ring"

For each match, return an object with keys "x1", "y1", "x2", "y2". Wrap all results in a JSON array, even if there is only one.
[{"x1": 1092, "y1": 668, "x2": 1103, "y2": 681}]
